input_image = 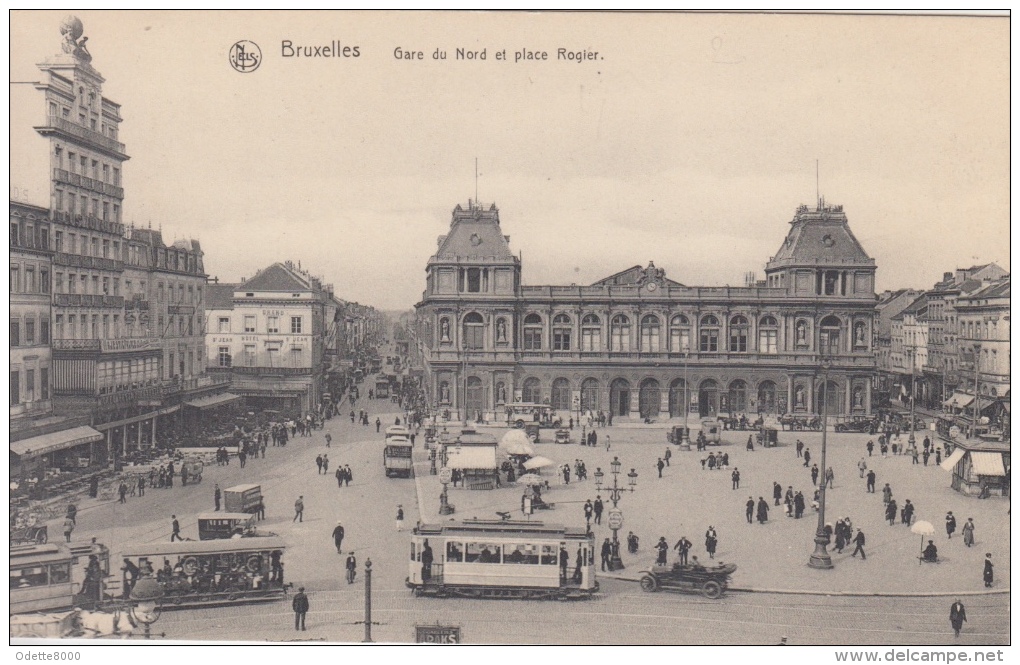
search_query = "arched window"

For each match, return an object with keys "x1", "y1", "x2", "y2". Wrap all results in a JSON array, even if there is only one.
[
  {"x1": 699, "y1": 315, "x2": 719, "y2": 353},
  {"x1": 669, "y1": 315, "x2": 690, "y2": 353},
  {"x1": 580, "y1": 378, "x2": 600, "y2": 412},
  {"x1": 759, "y1": 316, "x2": 778, "y2": 354},
  {"x1": 611, "y1": 315, "x2": 631, "y2": 352},
  {"x1": 522, "y1": 377, "x2": 541, "y2": 404},
  {"x1": 581, "y1": 314, "x2": 601, "y2": 352},
  {"x1": 640, "y1": 315, "x2": 660, "y2": 352},
  {"x1": 463, "y1": 312, "x2": 484, "y2": 350},
  {"x1": 552, "y1": 314, "x2": 572, "y2": 351},
  {"x1": 757, "y1": 380, "x2": 778, "y2": 414},
  {"x1": 551, "y1": 378, "x2": 571, "y2": 410},
  {"x1": 820, "y1": 315, "x2": 841, "y2": 356},
  {"x1": 729, "y1": 315, "x2": 749, "y2": 352},
  {"x1": 728, "y1": 379, "x2": 748, "y2": 413},
  {"x1": 523, "y1": 313, "x2": 542, "y2": 350}
]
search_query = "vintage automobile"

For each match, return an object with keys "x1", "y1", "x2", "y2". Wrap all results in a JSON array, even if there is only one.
[
  {"x1": 835, "y1": 416, "x2": 879, "y2": 433},
  {"x1": 523, "y1": 423, "x2": 541, "y2": 443},
  {"x1": 554, "y1": 429, "x2": 571, "y2": 444},
  {"x1": 638, "y1": 561, "x2": 737, "y2": 599},
  {"x1": 779, "y1": 414, "x2": 822, "y2": 431},
  {"x1": 666, "y1": 426, "x2": 690, "y2": 446}
]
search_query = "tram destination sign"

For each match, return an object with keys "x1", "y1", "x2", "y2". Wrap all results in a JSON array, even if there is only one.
[{"x1": 414, "y1": 624, "x2": 461, "y2": 644}]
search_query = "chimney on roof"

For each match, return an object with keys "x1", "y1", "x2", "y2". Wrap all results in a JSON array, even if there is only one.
[{"x1": 943, "y1": 272, "x2": 953, "y2": 282}]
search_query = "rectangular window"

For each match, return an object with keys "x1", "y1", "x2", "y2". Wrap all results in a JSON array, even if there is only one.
[
  {"x1": 68, "y1": 315, "x2": 76, "y2": 339},
  {"x1": 218, "y1": 346, "x2": 231, "y2": 367},
  {"x1": 218, "y1": 317, "x2": 230, "y2": 333},
  {"x1": 10, "y1": 371, "x2": 19, "y2": 406},
  {"x1": 729, "y1": 328, "x2": 747, "y2": 353},
  {"x1": 102, "y1": 276, "x2": 110, "y2": 294},
  {"x1": 699, "y1": 329, "x2": 719, "y2": 353},
  {"x1": 464, "y1": 325, "x2": 484, "y2": 350},
  {"x1": 55, "y1": 315, "x2": 63, "y2": 339},
  {"x1": 523, "y1": 328, "x2": 542, "y2": 350},
  {"x1": 581, "y1": 328, "x2": 601, "y2": 352},
  {"x1": 553, "y1": 329, "x2": 571, "y2": 351},
  {"x1": 267, "y1": 316, "x2": 279, "y2": 334},
  {"x1": 102, "y1": 239, "x2": 110, "y2": 258},
  {"x1": 41, "y1": 320, "x2": 49, "y2": 344},
  {"x1": 91, "y1": 237, "x2": 98, "y2": 256},
  {"x1": 102, "y1": 164, "x2": 110, "y2": 182},
  {"x1": 759, "y1": 330, "x2": 778, "y2": 354},
  {"x1": 290, "y1": 316, "x2": 302, "y2": 334},
  {"x1": 24, "y1": 268, "x2": 35, "y2": 293},
  {"x1": 25, "y1": 369, "x2": 35, "y2": 402},
  {"x1": 244, "y1": 315, "x2": 256, "y2": 333},
  {"x1": 55, "y1": 231, "x2": 63, "y2": 252},
  {"x1": 25, "y1": 319, "x2": 35, "y2": 345},
  {"x1": 40, "y1": 269, "x2": 49, "y2": 293},
  {"x1": 10, "y1": 320, "x2": 19, "y2": 346},
  {"x1": 10, "y1": 265, "x2": 18, "y2": 292},
  {"x1": 40, "y1": 368, "x2": 49, "y2": 400},
  {"x1": 244, "y1": 344, "x2": 256, "y2": 366},
  {"x1": 291, "y1": 346, "x2": 303, "y2": 365}
]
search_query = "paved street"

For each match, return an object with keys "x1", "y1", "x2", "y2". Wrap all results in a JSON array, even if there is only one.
[{"x1": 59, "y1": 402, "x2": 1009, "y2": 644}]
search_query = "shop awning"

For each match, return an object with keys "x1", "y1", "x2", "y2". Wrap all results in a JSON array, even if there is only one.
[
  {"x1": 943, "y1": 392, "x2": 975, "y2": 409},
  {"x1": 185, "y1": 393, "x2": 240, "y2": 410},
  {"x1": 970, "y1": 451, "x2": 1006, "y2": 477},
  {"x1": 940, "y1": 447, "x2": 966, "y2": 472},
  {"x1": 10, "y1": 426, "x2": 103, "y2": 460},
  {"x1": 445, "y1": 445, "x2": 497, "y2": 470}
]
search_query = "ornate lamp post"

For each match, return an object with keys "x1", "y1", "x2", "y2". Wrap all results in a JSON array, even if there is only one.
[
  {"x1": 972, "y1": 343, "x2": 982, "y2": 438},
  {"x1": 593, "y1": 456, "x2": 638, "y2": 570},
  {"x1": 808, "y1": 361, "x2": 833, "y2": 570},
  {"x1": 680, "y1": 351, "x2": 692, "y2": 450},
  {"x1": 129, "y1": 575, "x2": 164, "y2": 639},
  {"x1": 907, "y1": 346, "x2": 917, "y2": 447}
]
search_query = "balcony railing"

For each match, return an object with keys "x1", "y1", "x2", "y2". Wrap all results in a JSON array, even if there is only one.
[
  {"x1": 425, "y1": 347, "x2": 877, "y2": 367},
  {"x1": 54, "y1": 293, "x2": 125, "y2": 308},
  {"x1": 52, "y1": 338, "x2": 102, "y2": 351},
  {"x1": 39, "y1": 115, "x2": 127, "y2": 155},
  {"x1": 229, "y1": 366, "x2": 314, "y2": 376},
  {"x1": 53, "y1": 252, "x2": 124, "y2": 271},
  {"x1": 53, "y1": 168, "x2": 125, "y2": 198},
  {"x1": 168, "y1": 305, "x2": 196, "y2": 316}
]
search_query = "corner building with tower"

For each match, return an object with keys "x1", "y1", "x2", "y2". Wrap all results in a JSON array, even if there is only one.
[{"x1": 415, "y1": 201, "x2": 878, "y2": 422}]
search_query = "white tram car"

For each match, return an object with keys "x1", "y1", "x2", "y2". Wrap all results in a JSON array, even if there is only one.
[{"x1": 407, "y1": 520, "x2": 598, "y2": 600}]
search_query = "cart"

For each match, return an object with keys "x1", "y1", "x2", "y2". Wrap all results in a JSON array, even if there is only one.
[
  {"x1": 756, "y1": 428, "x2": 779, "y2": 448},
  {"x1": 10, "y1": 523, "x2": 48, "y2": 545},
  {"x1": 554, "y1": 429, "x2": 571, "y2": 444},
  {"x1": 638, "y1": 561, "x2": 737, "y2": 599}
]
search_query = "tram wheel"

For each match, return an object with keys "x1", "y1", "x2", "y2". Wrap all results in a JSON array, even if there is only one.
[{"x1": 701, "y1": 580, "x2": 722, "y2": 599}]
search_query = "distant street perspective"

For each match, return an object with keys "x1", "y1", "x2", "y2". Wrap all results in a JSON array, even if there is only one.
[{"x1": 9, "y1": 13, "x2": 1009, "y2": 647}]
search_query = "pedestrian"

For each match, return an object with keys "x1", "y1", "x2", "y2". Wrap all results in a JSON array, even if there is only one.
[
  {"x1": 605, "y1": 434, "x2": 610, "y2": 451},
  {"x1": 653, "y1": 537, "x2": 668, "y2": 566},
  {"x1": 936, "y1": 448, "x2": 942, "y2": 465},
  {"x1": 214, "y1": 484, "x2": 221, "y2": 511},
  {"x1": 664, "y1": 447, "x2": 671, "y2": 467},
  {"x1": 63, "y1": 517, "x2": 74, "y2": 543},
  {"x1": 794, "y1": 491, "x2": 805, "y2": 519},
  {"x1": 344, "y1": 464, "x2": 353, "y2": 486},
  {"x1": 962, "y1": 518, "x2": 975, "y2": 547},
  {"x1": 923, "y1": 450, "x2": 930, "y2": 466},
  {"x1": 858, "y1": 458, "x2": 867, "y2": 478},
  {"x1": 346, "y1": 552, "x2": 358, "y2": 584},
  {"x1": 292, "y1": 587, "x2": 309, "y2": 631},
  {"x1": 851, "y1": 528, "x2": 866, "y2": 559},
  {"x1": 656, "y1": 458, "x2": 665, "y2": 478},
  {"x1": 322, "y1": 454, "x2": 329, "y2": 474},
  {"x1": 325, "y1": 433, "x2": 332, "y2": 448},
  {"x1": 583, "y1": 499, "x2": 593, "y2": 528},
  {"x1": 949, "y1": 600, "x2": 967, "y2": 638},
  {"x1": 396, "y1": 505, "x2": 404, "y2": 531},
  {"x1": 118, "y1": 481, "x2": 128, "y2": 504},
  {"x1": 902, "y1": 499, "x2": 914, "y2": 526},
  {"x1": 731, "y1": 468, "x2": 740, "y2": 490},
  {"x1": 593, "y1": 496, "x2": 603, "y2": 524},
  {"x1": 756, "y1": 497, "x2": 769, "y2": 524},
  {"x1": 983, "y1": 554, "x2": 993, "y2": 587},
  {"x1": 745, "y1": 496, "x2": 755, "y2": 524},
  {"x1": 316, "y1": 455, "x2": 323, "y2": 474},
  {"x1": 137, "y1": 476, "x2": 145, "y2": 497},
  {"x1": 803, "y1": 448, "x2": 811, "y2": 467},
  {"x1": 866, "y1": 440, "x2": 874, "y2": 457},
  {"x1": 170, "y1": 515, "x2": 181, "y2": 542},
  {"x1": 332, "y1": 521, "x2": 345, "y2": 553},
  {"x1": 796, "y1": 439, "x2": 804, "y2": 458},
  {"x1": 559, "y1": 545, "x2": 569, "y2": 582},
  {"x1": 882, "y1": 482, "x2": 892, "y2": 504},
  {"x1": 746, "y1": 435, "x2": 754, "y2": 452},
  {"x1": 773, "y1": 481, "x2": 782, "y2": 506},
  {"x1": 673, "y1": 535, "x2": 692, "y2": 566},
  {"x1": 294, "y1": 496, "x2": 304, "y2": 523},
  {"x1": 825, "y1": 467, "x2": 835, "y2": 489},
  {"x1": 421, "y1": 539, "x2": 434, "y2": 582},
  {"x1": 375, "y1": 417, "x2": 381, "y2": 433},
  {"x1": 886, "y1": 499, "x2": 898, "y2": 526},
  {"x1": 834, "y1": 521, "x2": 846, "y2": 553},
  {"x1": 705, "y1": 527, "x2": 718, "y2": 559},
  {"x1": 810, "y1": 464, "x2": 819, "y2": 486},
  {"x1": 945, "y1": 511, "x2": 957, "y2": 539}
]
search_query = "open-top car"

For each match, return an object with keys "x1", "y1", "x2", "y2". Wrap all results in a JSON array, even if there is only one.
[
  {"x1": 834, "y1": 416, "x2": 879, "y2": 433},
  {"x1": 638, "y1": 561, "x2": 737, "y2": 599}
]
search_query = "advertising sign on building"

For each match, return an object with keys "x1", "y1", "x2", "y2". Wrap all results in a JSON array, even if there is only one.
[{"x1": 414, "y1": 624, "x2": 461, "y2": 644}]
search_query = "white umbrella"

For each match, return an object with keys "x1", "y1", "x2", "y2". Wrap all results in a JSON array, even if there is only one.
[
  {"x1": 500, "y1": 430, "x2": 536, "y2": 456},
  {"x1": 911, "y1": 520, "x2": 936, "y2": 565},
  {"x1": 517, "y1": 473, "x2": 544, "y2": 485},
  {"x1": 523, "y1": 456, "x2": 554, "y2": 470}
]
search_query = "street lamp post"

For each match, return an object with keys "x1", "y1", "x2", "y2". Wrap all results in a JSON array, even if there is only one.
[
  {"x1": 363, "y1": 559, "x2": 373, "y2": 643},
  {"x1": 908, "y1": 347, "x2": 917, "y2": 447},
  {"x1": 593, "y1": 457, "x2": 638, "y2": 571},
  {"x1": 808, "y1": 361, "x2": 833, "y2": 570},
  {"x1": 680, "y1": 352, "x2": 691, "y2": 450},
  {"x1": 129, "y1": 575, "x2": 164, "y2": 639},
  {"x1": 972, "y1": 343, "x2": 982, "y2": 438}
]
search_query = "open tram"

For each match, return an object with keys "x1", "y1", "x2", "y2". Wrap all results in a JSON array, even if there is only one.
[
  {"x1": 119, "y1": 536, "x2": 288, "y2": 607},
  {"x1": 407, "y1": 520, "x2": 598, "y2": 600}
]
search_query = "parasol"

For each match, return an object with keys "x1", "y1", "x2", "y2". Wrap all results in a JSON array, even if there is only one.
[
  {"x1": 517, "y1": 473, "x2": 544, "y2": 486},
  {"x1": 910, "y1": 520, "x2": 935, "y2": 565},
  {"x1": 500, "y1": 430, "x2": 536, "y2": 456},
  {"x1": 523, "y1": 456, "x2": 554, "y2": 470}
]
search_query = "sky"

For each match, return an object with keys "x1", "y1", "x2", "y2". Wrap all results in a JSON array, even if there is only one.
[{"x1": 9, "y1": 11, "x2": 1010, "y2": 311}]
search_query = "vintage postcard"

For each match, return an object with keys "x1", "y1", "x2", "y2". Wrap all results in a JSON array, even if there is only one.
[{"x1": 8, "y1": 10, "x2": 1010, "y2": 655}]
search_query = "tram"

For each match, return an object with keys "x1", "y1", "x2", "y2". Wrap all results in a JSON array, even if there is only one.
[
  {"x1": 10, "y1": 543, "x2": 78, "y2": 614},
  {"x1": 119, "y1": 537, "x2": 288, "y2": 607},
  {"x1": 384, "y1": 437, "x2": 414, "y2": 477},
  {"x1": 407, "y1": 520, "x2": 598, "y2": 600}
]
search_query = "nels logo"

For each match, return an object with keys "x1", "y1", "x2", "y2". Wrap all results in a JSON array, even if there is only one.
[{"x1": 229, "y1": 40, "x2": 262, "y2": 73}]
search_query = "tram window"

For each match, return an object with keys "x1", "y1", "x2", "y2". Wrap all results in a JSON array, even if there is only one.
[
  {"x1": 11, "y1": 566, "x2": 48, "y2": 588},
  {"x1": 49, "y1": 563, "x2": 71, "y2": 584},
  {"x1": 504, "y1": 543, "x2": 539, "y2": 564},
  {"x1": 465, "y1": 543, "x2": 502, "y2": 563},
  {"x1": 540, "y1": 545, "x2": 558, "y2": 565},
  {"x1": 410, "y1": 543, "x2": 416, "y2": 561},
  {"x1": 446, "y1": 542, "x2": 463, "y2": 563}
]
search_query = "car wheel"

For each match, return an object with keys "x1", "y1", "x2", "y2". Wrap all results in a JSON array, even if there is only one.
[
  {"x1": 639, "y1": 574, "x2": 659, "y2": 592},
  {"x1": 702, "y1": 580, "x2": 722, "y2": 599}
]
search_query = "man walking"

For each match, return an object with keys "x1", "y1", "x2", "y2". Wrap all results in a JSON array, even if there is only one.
[
  {"x1": 119, "y1": 481, "x2": 128, "y2": 504},
  {"x1": 866, "y1": 470, "x2": 876, "y2": 493},
  {"x1": 803, "y1": 448, "x2": 811, "y2": 467},
  {"x1": 810, "y1": 464, "x2": 819, "y2": 487},
  {"x1": 745, "y1": 496, "x2": 755, "y2": 524},
  {"x1": 796, "y1": 439, "x2": 803, "y2": 458},
  {"x1": 396, "y1": 505, "x2": 404, "y2": 531},
  {"x1": 731, "y1": 468, "x2": 740, "y2": 490},
  {"x1": 949, "y1": 600, "x2": 967, "y2": 638},
  {"x1": 593, "y1": 496, "x2": 604, "y2": 525},
  {"x1": 170, "y1": 515, "x2": 182, "y2": 542},
  {"x1": 664, "y1": 447, "x2": 671, "y2": 467},
  {"x1": 773, "y1": 481, "x2": 782, "y2": 506},
  {"x1": 332, "y1": 521, "x2": 345, "y2": 553},
  {"x1": 214, "y1": 484, "x2": 221, "y2": 511},
  {"x1": 583, "y1": 500, "x2": 594, "y2": 530},
  {"x1": 673, "y1": 535, "x2": 692, "y2": 566},
  {"x1": 292, "y1": 587, "x2": 309, "y2": 631},
  {"x1": 851, "y1": 528, "x2": 867, "y2": 559},
  {"x1": 346, "y1": 552, "x2": 358, "y2": 584},
  {"x1": 137, "y1": 475, "x2": 145, "y2": 497},
  {"x1": 858, "y1": 458, "x2": 867, "y2": 478},
  {"x1": 294, "y1": 496, "x2": 305, "y2": 523},
  {"x1": 656, "y1": 458, "x2": 665, "y2": 478},
  {"x1": 316, "y1": 455, "x2": 323, "y2": 474},
  {"x1": 756, "y1": 497, "x2": 769, "y2": 524},
  {"x1": 325, "y1": 433, "x2": 332, "y2": 448}
]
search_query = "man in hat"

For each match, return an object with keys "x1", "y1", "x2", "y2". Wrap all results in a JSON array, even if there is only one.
[
  {"x1": 331, "y1": 521, "x2": 345, "y2": 553},
  {"x1": 396, "y1": 505, "x2": 404, "y2": 531},
  {"x1": 949, "y1": 599, "x2": 967, "y2": 638},
  {"x1": 292, "y1": 586, "x2": 309, "y2": 631},
  {"x1": 345, "y1": 552, "x2": 358, "y2": 584},
  {"x1": 214, "y1": 484, "x2": 221, "y2": 511}
]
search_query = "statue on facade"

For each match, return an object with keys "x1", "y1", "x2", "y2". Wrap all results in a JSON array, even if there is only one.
[
  {"x1": 796, "y1": 321, "x2": 807, "y2": 345},
  {"x1": 440, "y1": 318, "x2": 450, "y2": 341},
  {"x1": 795, "y1": 385, "x2": 805, "y2": 408},
  {"x1": 855, "y1": 322, "x2": 866, "y2": 346},
  {"x1": 439, "y1": 383, "x2": 450, "y2": 403},
  {"x1": 496, "y1": 318, "x2": 507, "y2": 342},
  {"x1": 60, "y1": 16, "x2": 92, "y2": 63},
  {"x1": 853, "y1": 387, "x2": 864, "y2": 408}
]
